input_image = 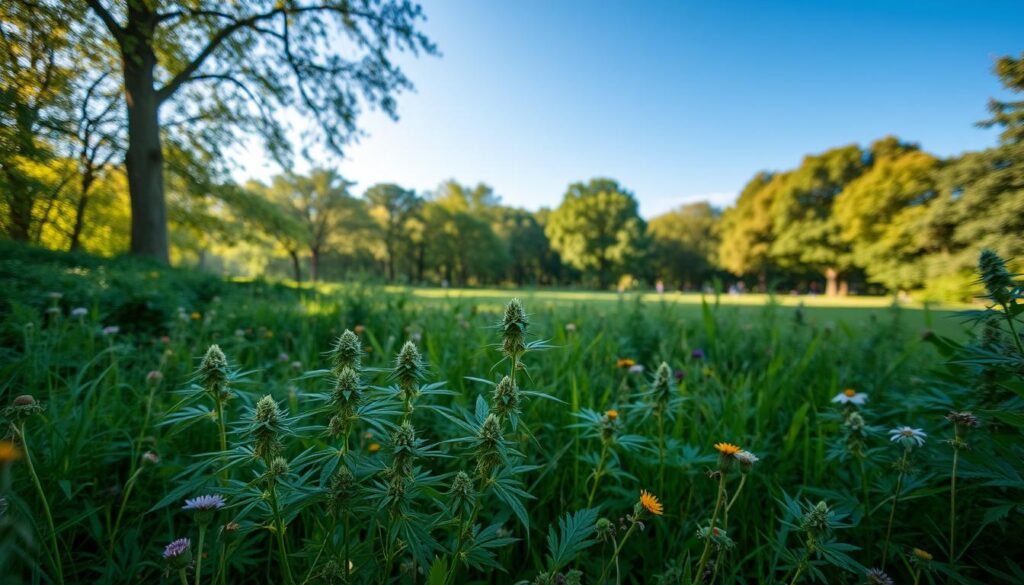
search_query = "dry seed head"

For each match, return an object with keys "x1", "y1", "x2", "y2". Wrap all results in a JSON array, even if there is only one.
[{"x1": 331, "y1": 330, "x2": 363, "y2": 373}]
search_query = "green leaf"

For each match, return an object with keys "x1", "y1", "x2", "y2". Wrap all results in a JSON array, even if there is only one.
[
  {"x1": 545, "y1": 507, "x2": 599, "y2": 573},
  {"x1": 427, "y1": 556, "x2": 449, "y2": 585}
]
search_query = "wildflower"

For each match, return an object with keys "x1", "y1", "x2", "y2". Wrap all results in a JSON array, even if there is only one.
[
  {"x1": 831, "y1": 388, "x2": 868, "y2": 405},
  {"x1": 160, "y1": 335, "x2": 171, "y2": 344},
  {"x1": 0, "y1": 441, "x2": 22, "y2": 463},
  {"x1": 889, "y1": 426, "x2": 927, "y2": 449},
  {"x1": 4, "y1": 394, "x2": 42, "y2": 420},
  {"x1": 715, "y1": 442, "x2": 742, "y2": 472},
  {"x1": 142, "y1": 451, "x2": 160, "y2": 465},
  {"x1": 290, "y1": 361, "x2": 302, "y2": 370},
  {"x1": 46, "y1": 306, "x2": 61, "y2": 315},
  {"x1": 46, "y1": 292, "x2": 63, "y2": 300},
  {"x1": 864, "y1": 568, "x2": 894, "y2": 585},
  {"x1": 71, "y1": 307, "x2": 88, "y2": 318},
  {"x1": 946, "y1": 411, "x2": 979, "y2": 428},
  {"x1": 220, "y1": 521, "x2": 242, "y2": 544},
  {"x1": 331, "y1": 330, "x2": 363, "y2": 373},
  {"x1": 628, "y1": 364, "x2": 645, "y2": 374},
  {"x1": 691, "y1": 349, "x2": 705, "y2": 360},
  {"x1": 565, "y1": 322, "x2": 577, "y2": 332},
  {"x1": 234, "y1": 329, "x2": 245, "y2": 338},
  {"x1": 191, "y1": 311, "x2": 202, "y2": 321},
  {"x1": 735, "y1": 450, "x2": 759, "y2": 474},
  {"x1": 616, "y1": 358, "x2": 636, "y2": 369},
  {"x1": 605, "y1": 409, "x2": 619, "y2": 420},
  {"x1": 183, "y1": 494, "x2": 226, "y2": 526},
  {"x1": 368, "y1": 443, "x2": 381, "y2": 453},
  {"x1": 639, "y1": 489, "x2": 663, "y2": 516},
  {"x1": 410, "y1": 331, "x2": 422, "y2": 343},
  {"x1": 674, "y1": 369, "x2": 686, "y2": 382},
  {"x1": 277, "y1": 352, "x2": 290, "y2": 363},
  {"x1": 912, "y1": 548, "x2": 933, "y2": 561},
  {"x1": 354, "y1": 324, "x2": 365, "y2": 335},
  {"x1": 146, "y1": 370, "x2": 163, "y2": 384},
  {"x1": 162, "y1": 537, "x2": 192, "y2": 569},
  {"x1": 102, "y1": 325, "x2": 119, "y2": 335}
]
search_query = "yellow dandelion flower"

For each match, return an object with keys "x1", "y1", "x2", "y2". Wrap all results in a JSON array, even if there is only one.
[
  {"x1": 605, "y1": 409, "x2": 619, "y2": 420},
  {"x1": 913, "y1": 548, "x2": 933, "y2": 561},
  {"x1": 639, "y1": 489, "x2": 663, "y2": 516},
  {"x1": 0, "y1": 440, "x2": 23, "y2": 463},
  {"x1": 368, "y1": 443, "x2": 381, "y2": 453},
  {"x1": 190, "y1": 312, "x2": 201, "y2": 321},
  {"x1": 714, "y1": 442, "x2": 742, "y2": 456},
  {"x1": 616, "y1": 358, "x2": 636, "y2": 368}
]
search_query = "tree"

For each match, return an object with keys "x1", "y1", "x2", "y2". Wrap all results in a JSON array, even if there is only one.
[
  {"x1": 0, "y1": 1, "x2": 75, "y2": 242},
  {"x1": 494, "y1": 207, "x2": 552, "y2": 286},
  {"x1": 769, "y1": 145, "x2": 867, "y2": 295},
  {"x1": 422, "y1": 181, "x2": 508, "y2": 285},
  {"x1": 718, "y1": 172, "x2": 778, "y2": 288},
  {"x1": 833, "y1": 138, "x2": 940, "y2": 290},
  {"x1": 648, "y1": 201, "x2": 720, "y2": 289},
  {"x1": 77, "y1": 0, "x2": 435, "y2": 262},
  {"x1": 266, "y1": 169, "x2": 366, "y2": 281},
  {"x1": 545, "y1": 178, "x2": 646, "y2": 288},
  {"x1": 365, "y1": 183, "x2": 420, "y2": 281}
]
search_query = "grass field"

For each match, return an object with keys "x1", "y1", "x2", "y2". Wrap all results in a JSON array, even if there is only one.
[{"x1": 1, "y1": 244, "x2": 1021, "y2": 585}]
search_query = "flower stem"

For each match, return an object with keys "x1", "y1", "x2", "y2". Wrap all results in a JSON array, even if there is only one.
[
  {"x1": 266, "y1": 476, "x2": 294, "y2": 585},
  {"x1": 949, "y1": 429, "x2": 960, "y2": 570},
  {"x1": 194, "y1": 525, "x2": 207, "y2": 585},
  {"x1": 18, "y1": 423, "x2": 64, "y2": 585},
  {"x1": 692, "y1": 472, "x2": 726, "y2": 585},
  {"x1": 586, "y1": 442, "x2": 610, "y2": 508},
  {"x1": 597, "y1": 521, "x2": 638, "y2": 585},
  {"x1": 109, "y1": 466, "x2": 145, "y2": 555},
  {"x1": 881, "y1": 449, "x2": 909, "y2": 570},
  {"x1": 180, "y1": 568, "x2": 189, "y2": 585}
]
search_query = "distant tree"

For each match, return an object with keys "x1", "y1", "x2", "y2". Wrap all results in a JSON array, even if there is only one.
[
  {"x1": 545, "y1": 178, "x2": 646, "y2": 288},
  {"x1": 917, "y1": 53, "x2": 1024, "y2": 289},
  {"x1": 0, "y1": 1, "x2": 75, "y2": 242},
  {"x1": 235, "y1": 181, "x2": 307, "y2": 280},
  {"x1": 494, "y1": 207, "x2": 552, "y2": 286},
  {"x1": 365, "y1": 183, "x2": 421, "y2": 281},
  {"x1": 266, "y1": 169, "x2": 366, "y2": 281},
  {"x1": 717, "y1": 172, "x2": 777, "y2": 288},
  {"x1": 648, "y1": 201, "x2": 720, "y2": 289},
  {"x1": 423, "y1": 181, "x2": 508, "y2": 285},
  {"x1": 769, "y1": 145, "x2": 867, "y2": 295},
  {"x1": 73, "y1": 0, "x2": 435, "y2": 262},
  {"x1": 833, "y1": 138, "x2": 940, "y2": 290}
]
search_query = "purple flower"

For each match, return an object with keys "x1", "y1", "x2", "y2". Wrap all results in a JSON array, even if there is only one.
[
  {"x1": 102, "y1": 325, "x2": 120, "y2": 336},
  {"x1": 674, "y1": 369, "x2": 686, "y2": 382},
  {"x1": 163, "y1": 537, "x2": 191, "y2": 559},
  {"x1": 71, "y1": 307, "x2": 88, "y2": 318},
  {"x1": 691, "y1": 349, "x2": 705, "y2": 360},
  {"x1": 183, "y1": 494, "x2": 226, "y2": 511}
]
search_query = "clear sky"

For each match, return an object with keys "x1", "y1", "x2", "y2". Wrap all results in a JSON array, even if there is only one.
[{"x1": 238, "y1": 0, "x2": 1024, "y2": 218}]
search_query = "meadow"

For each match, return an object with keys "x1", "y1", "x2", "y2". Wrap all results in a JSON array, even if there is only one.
[{"x1": 1, "y1": 243, "x2": 1022, "y2": 584}]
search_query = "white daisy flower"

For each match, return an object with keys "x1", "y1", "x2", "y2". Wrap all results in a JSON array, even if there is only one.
[
  {"x1": 831, "y1": 388, "x2": 868, "y2": 405},
  {"x1": 889, "y1": 426, "x2": 927, "y2": 448}
]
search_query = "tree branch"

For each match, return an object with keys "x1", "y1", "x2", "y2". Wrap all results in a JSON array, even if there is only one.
[{"x1": 84, "y1": 0, "x2": 123, "y2": 40}]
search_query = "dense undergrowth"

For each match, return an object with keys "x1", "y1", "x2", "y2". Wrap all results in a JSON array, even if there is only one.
[{"x1": 1, "y1": 243, "x2": 1022, "y2": 584}]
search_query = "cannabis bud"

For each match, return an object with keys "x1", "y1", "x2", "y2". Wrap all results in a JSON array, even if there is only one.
[
  {"x1": 251, "y1": 395, "x2": 283, "y2": 459},
  {"x1": 978, "y1": 249, "x2": 1017, "y2": 307},
  {"x1": 501, "y1": 299, "x2": 528, "y2": 360},
  {"x1": 199, "y1": 345, "x2": 229, "y2": 397},
  {"x1": 331, "y1": 330, "x2": 363, "y2": 374},
  {"x1": 491, "y1": 376, "x2": 522, "y2": 420}
]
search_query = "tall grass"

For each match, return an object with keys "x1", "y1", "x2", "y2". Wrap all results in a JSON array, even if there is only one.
[{"x1": 1, "y1": 247, "x2": 1022, "y2": 584}]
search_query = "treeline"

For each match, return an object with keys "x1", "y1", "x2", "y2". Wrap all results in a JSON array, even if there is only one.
[{"x1": 1, "y1": 0, "x2": 1021, "y2": 298}]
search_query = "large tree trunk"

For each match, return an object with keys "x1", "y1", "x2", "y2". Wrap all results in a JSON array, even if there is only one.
[{"x1": 122, "y1": 8, "x2": 169, "y2": 263}]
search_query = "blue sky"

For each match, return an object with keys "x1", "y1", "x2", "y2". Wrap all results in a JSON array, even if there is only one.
[{"x1": 240, "y1": 0, "x2": 1024, "y2": 218}]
